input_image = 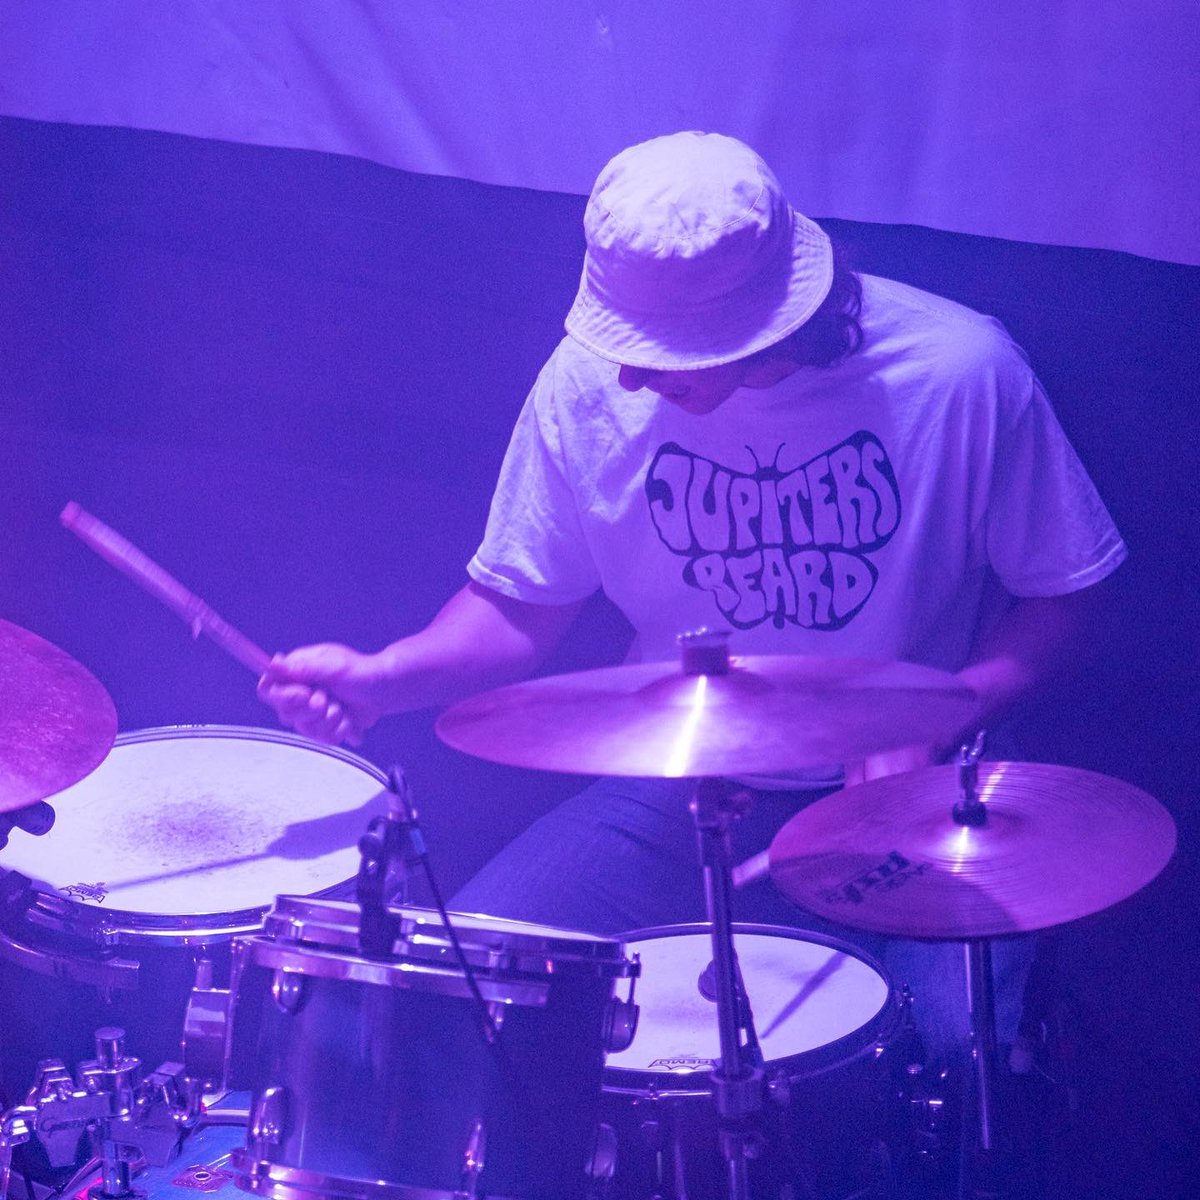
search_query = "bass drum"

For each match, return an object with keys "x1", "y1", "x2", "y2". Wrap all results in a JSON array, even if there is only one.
[
  {"x1": 0, "y1": 726, "x2": 389, "y2": 1116},
  {"x1": 601, "y1": 924, "x2": 916, "y2": 1200}
]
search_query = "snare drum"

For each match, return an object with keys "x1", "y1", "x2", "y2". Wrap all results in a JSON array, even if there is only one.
[
  {"x1": 602, "y1": 924, "x2": 912, "y2": 1200},
  {"x1": 0, "y1": 726, "x2": 389, "y2": 1110},
  {"x1": 226, "y1": 896, "x2": 640, "y2": 1200}
]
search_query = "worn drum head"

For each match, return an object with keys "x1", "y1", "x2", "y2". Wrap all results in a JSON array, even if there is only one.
[
  {"x1": 607, "y1": 925, "x2": 890, "y2": 1081},
  {"x1": 0, "y1": 726, "x2": 388, "y2": 917}
]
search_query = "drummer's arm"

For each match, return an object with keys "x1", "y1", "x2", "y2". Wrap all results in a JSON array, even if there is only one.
[
  {"x1": 379, "y1": 583, "x2": 583, "y2": 707},
  {"x1": 845, "y1": 582, "x2": 1107, "y2": 785},
  {"x1": 956, "y1": 585, "x2": 1105, "y2": 730},
  {"x1": 258, "y1": 582, "x2": 582, "y2": 744}
]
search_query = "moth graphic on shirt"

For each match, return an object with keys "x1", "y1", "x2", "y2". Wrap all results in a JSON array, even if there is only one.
[{"x1": 645, "y1": 432, "x2": 901, "y2": 630}]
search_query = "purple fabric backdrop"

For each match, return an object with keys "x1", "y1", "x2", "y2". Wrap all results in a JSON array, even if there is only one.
[{"x1": 1, "y1": 2, "x2": 1196, "y2": 264}]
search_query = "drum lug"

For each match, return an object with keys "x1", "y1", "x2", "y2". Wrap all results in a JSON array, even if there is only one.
[
  {"x1": 248, "y1": 1086, "x2": 288, "y2": 1153},
  {"x1": 765, "y1": 1067, "x2": 791, "y2": 1108},
  {"x1": 182, "y1": 958, "x2": 231, "y2": 1093},
  {"x1": 628, "y1": 1092, "x2": 667, "y2": 1153},
  {"x1": 460, "y1": 1116, "x2": 486, "y2": 1198},
  {"x1": 92, "y1": 922, "x2": 120, "y2": 950},
  {"x1": 485, "y1": 1000, "x2": 507, "y2": 1036},
  {"x1": 636, "y1": 1114, "x2": 663, "y2": 1152},
  {"x1": 904, "y1": 1061, "x2": 949, "y2": 1156},
  {"x1": 271, "y1": 970, "x2": 307, "y2": 1014},
  {"x1": 586, "y1": 1122, "x2": 618, "y2": 1181}
]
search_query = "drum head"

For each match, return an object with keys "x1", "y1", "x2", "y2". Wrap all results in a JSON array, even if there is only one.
[
  {"x1": 608, "y1": 925, "x2": 890, "y2": 1076},
  {"x1": 0, "y1": 726, "x2": 388, "y2": 916}
]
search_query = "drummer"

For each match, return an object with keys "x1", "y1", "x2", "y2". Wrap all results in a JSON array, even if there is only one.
[{"x1": 259, "y1": 132, "x2": 1126, "y2": 1068}]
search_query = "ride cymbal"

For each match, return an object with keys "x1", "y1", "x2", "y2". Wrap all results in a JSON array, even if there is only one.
[
  {"x1": 0, "y1": 620, "x2": 117, "y2": 813},
  {"x1": 436, "y1": 655, "x2": 978, "y2": 778},
  {"x1": 769, "y1": 762, "x2": 1176, "y2": 938}
]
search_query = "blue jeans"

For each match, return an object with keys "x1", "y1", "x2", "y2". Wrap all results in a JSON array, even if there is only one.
[{"x1": 449, "y1": 776, "x2": 1034, "y2": 1068}]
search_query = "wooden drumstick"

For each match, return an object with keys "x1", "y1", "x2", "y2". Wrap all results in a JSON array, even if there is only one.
[
  {"x1": 731, "y1": 849, "x2": 771, "y2": 889},
  {"x1": 60, "y1": 502, "x2": 272, "y2": 675}
]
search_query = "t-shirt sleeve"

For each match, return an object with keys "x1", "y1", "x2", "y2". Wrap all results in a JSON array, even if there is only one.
[
  {"x1": 468, "y1": 358, "x2": 603, "y2": 604},
  {"x1": 986, "y1": 378, "x2": 1128, "y2": 596}
]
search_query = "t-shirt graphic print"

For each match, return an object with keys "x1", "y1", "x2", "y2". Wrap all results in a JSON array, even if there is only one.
[{"x1": 644, "y1": 431, "x2": 901, "y2": 631}]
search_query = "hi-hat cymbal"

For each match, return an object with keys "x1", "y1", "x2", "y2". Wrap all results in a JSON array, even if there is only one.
[
  {"x1": 769, "y1": 762, "x2": 1176, "y2": 939},
  {"x1": 436, "y1": 655, "x2": 978, "y2": 778},
  {"x1": 0, "y1": 620, "x2": 117, "y2": 813}
]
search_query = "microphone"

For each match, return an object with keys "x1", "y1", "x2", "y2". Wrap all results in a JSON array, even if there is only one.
[
  {"x1": 356, "y1": 768, "x2": 426, "y2": 957},
  {"x1": 0, "y1": 801, "x2": 56, "y2": 850},
  {"x1": 386, "y1": 768, "x2": 427, "y2": 872},
  {"x1": 697, "y1": 954, "x2": 765, "y2": 1066}
]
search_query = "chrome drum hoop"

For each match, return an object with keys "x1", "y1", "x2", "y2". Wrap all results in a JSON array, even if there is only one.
[
  {"x1": 231, "y1": 1152, "x2": 523, "y2": 1200},
  {"x1": 0, "y1": 725, "x2": 389, "y2": 951},
  {"x1": 234, "y1": 937, "x2": 551, "y2": 1007},
  {"x1": 603, "y1": 921, "x2": 900, "y2": 1095},
  {"x1": 18, "y1": 893, "x2": 270, "y2": 950},
  {"x1": 260, "y1": 895, "x2": 641, "y2": 981}
]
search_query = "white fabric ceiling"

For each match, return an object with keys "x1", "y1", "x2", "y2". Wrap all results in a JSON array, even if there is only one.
[{"x1": 1, "y1": 1, "x2": 1195, "y2": 264}]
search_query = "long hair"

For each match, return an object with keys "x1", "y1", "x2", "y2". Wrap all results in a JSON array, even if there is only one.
[{"x1": 757, "y1": 244, "x2": 863, "y2": 369}]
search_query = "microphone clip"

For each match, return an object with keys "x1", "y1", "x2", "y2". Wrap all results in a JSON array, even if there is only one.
[{"x1": 356, "y1": 768, "x2": 425, "y2": 958}]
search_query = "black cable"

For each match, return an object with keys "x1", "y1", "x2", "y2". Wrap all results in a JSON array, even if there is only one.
[
  {"x1": 418, "y1": 855, "x2": 504, "y2": 1050},
  {"x1": 386, "y1": 768, "x2": 504, "y2": 1055}
]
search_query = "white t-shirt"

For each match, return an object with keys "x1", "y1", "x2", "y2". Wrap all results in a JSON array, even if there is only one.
[{"x1": 470, "y1": 275, "x2": 1126, "y2": 679}]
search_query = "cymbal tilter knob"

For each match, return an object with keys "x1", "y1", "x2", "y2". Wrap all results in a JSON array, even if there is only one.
[
  {"x1": 953, "y1": 731, "x2": 988, "y2": 826},
  {"x1": 676, "y1": 627, "x2": 731, "y2": 676}
]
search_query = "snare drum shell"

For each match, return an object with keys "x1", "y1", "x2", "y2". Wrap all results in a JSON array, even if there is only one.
[{"x1": 227, "y1": 906, "x2": 634, "y2": 1200}]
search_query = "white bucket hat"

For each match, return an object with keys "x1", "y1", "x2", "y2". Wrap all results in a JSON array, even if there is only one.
[{"x1": 565, "y1": 131, "x2": 834, "y2": 371}]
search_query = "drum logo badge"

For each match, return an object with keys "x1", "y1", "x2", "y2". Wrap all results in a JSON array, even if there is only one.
[
  {"x1": 61, "y1": 882, "x2": 109, "y2": 904},
  {"x1": 171, "y1": 1164, "x2": 237, "y2": 1192},
  {"x1": 819, "y1": 851, "x2": 929, "y2": 906},
  {"x1": 648, "y1": 1056, "x2": 717, "y2": 1072}
]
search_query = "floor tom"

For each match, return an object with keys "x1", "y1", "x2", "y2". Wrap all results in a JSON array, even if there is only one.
[{"x1": 602, "y1": 923, "x2": 913, "y2": 1199}]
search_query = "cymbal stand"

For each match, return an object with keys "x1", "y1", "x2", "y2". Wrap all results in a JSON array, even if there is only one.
[
  {"x1": 965, "y1": 940, "x2": 999, "y2": 1158},
  {"x1": 691, "y1": 775, "x2": 765, "y2": 1200},
  {"x1": 953, "y1": 734, "x2": 1005, "y2": 1196},
  {"x1": 673, "y1": 628, "x2": 767, "y2": 1199}
]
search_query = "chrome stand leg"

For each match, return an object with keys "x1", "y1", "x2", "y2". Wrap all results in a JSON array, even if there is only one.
[
  {"x1": 963, "y1": 938, "x2": 1008, "y2": 1199},
  {"x1": 966, "y1": 940, "x2": 997, "y2": 1153},
  {"x1": 692, "y1": 779, "x2": 763, "y2": 1200}
]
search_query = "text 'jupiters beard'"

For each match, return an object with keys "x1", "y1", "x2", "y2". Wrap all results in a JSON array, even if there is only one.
[{"x1": 645, "y1": 432, "x2": 902, "y2": 630}]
